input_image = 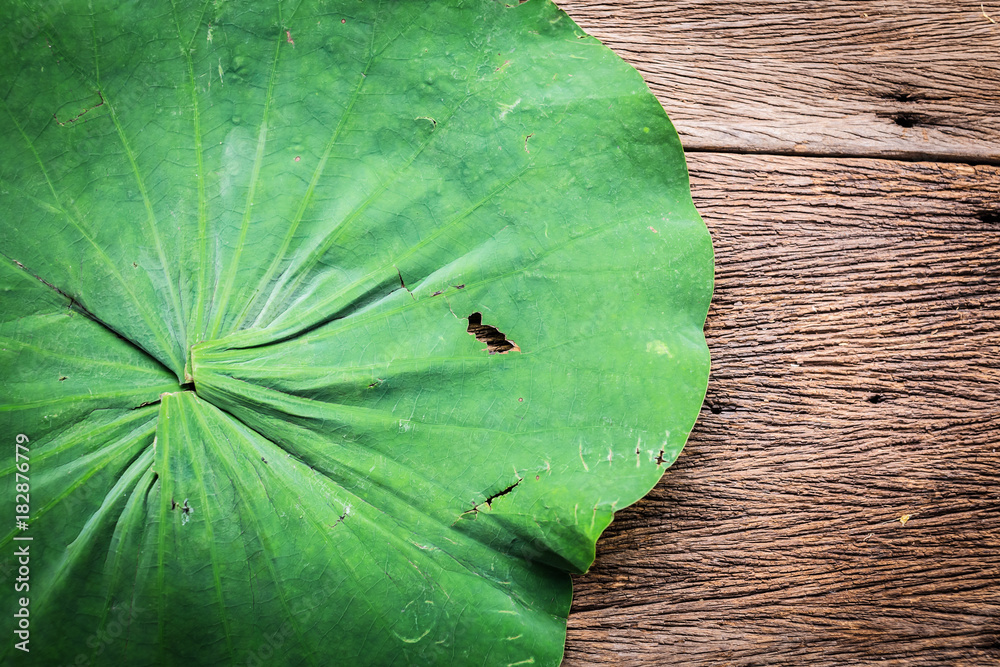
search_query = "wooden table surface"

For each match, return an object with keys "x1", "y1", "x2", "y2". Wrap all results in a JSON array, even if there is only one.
[{"x1": 557, "y1": 2, "x2": 1000, "y2": 664}]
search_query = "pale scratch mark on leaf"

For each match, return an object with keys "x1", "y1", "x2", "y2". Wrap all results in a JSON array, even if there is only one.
[
  {"x1": 498, "y1": 97, "x2": 520, "y2": 120},
  {"x1": 393, "y1": 628, "x2": 429, "y2": 644},
  {"x1": 647, "y1": 340, "x2": 674, "y2": 358},
  {"x1": 578, "y1": 443, "x2": 589, "y2": 472},
  {"x1": 414, "y1": 115, "x2": 436, "y2": 129}
]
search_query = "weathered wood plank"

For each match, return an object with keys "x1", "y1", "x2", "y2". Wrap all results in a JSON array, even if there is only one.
[
  {"x1": 565, "y1": 153, "x2": 1000, "y2": 665},
  {"x1": 559, "y1": 0, "x2": 1000, "y2": 163}
]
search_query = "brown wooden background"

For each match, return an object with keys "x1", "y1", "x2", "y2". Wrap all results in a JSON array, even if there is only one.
[{"x1": 558, "y1": 2, "x2": 1000, "y2": 664}]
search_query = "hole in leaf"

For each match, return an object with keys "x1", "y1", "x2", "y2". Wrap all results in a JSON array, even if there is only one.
[
  {"x1": 179, "y1": 498, "x2": 193, "y2": 525},
  {"x1": 467, "y1": 312, "x2": 520, "y2": 354}
]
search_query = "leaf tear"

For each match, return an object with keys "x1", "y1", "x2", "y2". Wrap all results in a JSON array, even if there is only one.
[
  {"x1": 396, "y1": 267, "x2": 416, "y2": 300},
  {"x1": 53, "y1": 91, "x2": 105, "y2": 126},
  {"x1": 462, "y1": 478, "x2": 523, "y2": 518}
]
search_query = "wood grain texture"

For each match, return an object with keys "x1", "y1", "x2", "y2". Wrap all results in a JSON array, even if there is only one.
[
  {"x1": 565, "y1": 153, "x2": 1000, "y2": 665},
  {"x1": 559, "y1": 0, "x2": 1000, "y2": 164}
]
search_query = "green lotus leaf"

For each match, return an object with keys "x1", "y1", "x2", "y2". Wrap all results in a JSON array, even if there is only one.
[{"x1": 0, "y1": 0, "x2": 712, "y2": 664}]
